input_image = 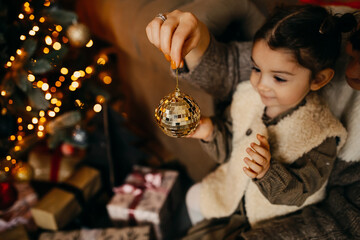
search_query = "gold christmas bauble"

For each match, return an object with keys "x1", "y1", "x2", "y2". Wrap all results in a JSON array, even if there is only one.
[
  {"x1": 66, "y1": 23, "x2": 91, "y2": 47},
  {"x1": 11, "y1": 162, "x2": 33, "y2": 182},
  {"x1": 155, "y1": 89, "x2": 200, "y2": 138}
]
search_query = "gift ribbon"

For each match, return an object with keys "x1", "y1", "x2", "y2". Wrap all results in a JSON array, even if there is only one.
[
  {"x1": 112, "y1": 170, "x2": 165, "y2": 224},
  {"x1": 50, "y1": 146, "x2": 62, "y2": 182}
]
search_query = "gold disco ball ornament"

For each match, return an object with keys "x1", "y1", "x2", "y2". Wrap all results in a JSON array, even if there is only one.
[{"x1": 155, "y1": 87, "x2": 200, "y2": 138}]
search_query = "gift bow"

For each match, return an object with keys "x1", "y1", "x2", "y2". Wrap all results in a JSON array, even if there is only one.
[
  {"x1": 112, "y1": 170, "x2": 166, "y2": 223},
  {"x1": 112, "y1": 170, "x2": 164, "y2": 194}
]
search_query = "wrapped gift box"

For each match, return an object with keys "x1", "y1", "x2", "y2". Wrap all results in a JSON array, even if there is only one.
[
  {"x1": 106, "y1": 165, "x2": 181, "y2": 240},
  {"x1": 28, "y1": 144, "x2": 85, "y2": 182},
  {"x1": 1, "y1": 225, "x2": 30, "y2": 240},
  {"x1": 30, "y1": 166, "x2": 101, "y2": 230},
  {"x1": 38, "y1": 226, "x2": 153, "y2": 240},
  {"x1": 0, "y1": 182, "x2": 38, "y2": 232}
]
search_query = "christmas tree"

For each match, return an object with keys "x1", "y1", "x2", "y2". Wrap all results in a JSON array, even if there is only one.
[{"x1": 0, "y1": 0, "x2": 115, "y2": 184}]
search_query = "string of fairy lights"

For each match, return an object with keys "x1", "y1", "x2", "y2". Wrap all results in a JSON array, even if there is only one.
[{"x1": 0, "y1": 0, "x2": 114, "y2": 175}]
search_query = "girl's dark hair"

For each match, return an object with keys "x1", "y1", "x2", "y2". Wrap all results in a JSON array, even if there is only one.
[
  {"x1": 254, "y1": 5, "x2": 357, "y2": 78},
  {"x1": 349, "y1": 27, "x2": 360, "y2": 51}
]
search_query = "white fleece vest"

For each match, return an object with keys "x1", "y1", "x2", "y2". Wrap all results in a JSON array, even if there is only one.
[{"x1": 200, "y1": 81, "x2": 347, "y2": 225}]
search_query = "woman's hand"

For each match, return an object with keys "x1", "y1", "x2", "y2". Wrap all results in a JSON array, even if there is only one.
[
  {"x1": 186, "y1": 117, "x2": 214, "y2": 142},
  {"x1": 146, "y1": 10, "x2": 210, "y2": 70},
  {"x1": 243, "y1": 134, "x2": 271, "y2": 179}
]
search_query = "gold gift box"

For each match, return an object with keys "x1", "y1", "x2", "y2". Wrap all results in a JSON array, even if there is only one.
[
  {"x1": 30, "y1": 166, "x2": 101, "y2": 230},
  {"x1": 28, "y1": 145, "x2": 85, "y2": 182}
]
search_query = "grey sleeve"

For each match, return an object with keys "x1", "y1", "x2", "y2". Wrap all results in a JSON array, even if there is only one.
[
  {"x1": 199, "y1": 107, "x2": 233, "y2": 164},
  {"x1": 178, "y1": 35, "x2": 253, "y2": 102},
  {"x1": 254, "y1": 137, "x2": 337, "y2": 206}
]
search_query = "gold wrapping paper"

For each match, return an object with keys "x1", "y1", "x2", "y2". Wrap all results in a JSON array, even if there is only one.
[{"x1": 30, "y1": 166, "x2": 101, "y2": 230}]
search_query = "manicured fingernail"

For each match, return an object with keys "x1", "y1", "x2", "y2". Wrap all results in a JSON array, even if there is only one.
[
  {"x1": 164, "y1": 54, "x2": 171, "y2": 62},
  {"x1": 171, "y1": 60, "x2": 177, "y2": 69},
  {"x1": 179, "y1": 60, "x2": 184, "y2": 68}
]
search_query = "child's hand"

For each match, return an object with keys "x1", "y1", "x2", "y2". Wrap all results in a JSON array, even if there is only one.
[
  {"x1": 243, "y1": 134, "x2": 271, "y2": 179},
  {"x1": 186, "y1": 117, "x2": 214, "y2": 142}
]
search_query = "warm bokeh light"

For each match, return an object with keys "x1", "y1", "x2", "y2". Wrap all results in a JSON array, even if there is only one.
[
  {"x1": 45, "y1": 36, "x2": 52, "y2": 45},
  {"x1": 32, "y1": 117, "x2": 38, "y2": 124},
  {"x1": 28, "y1": 74, "x2": 35, "y2": 82},
  {"x1": 41, "y1": 83, "x2": 49, "y2": 91},
  {"x1": 56, "y1": 25, "x2": 62, "y2": 32},
  {"x1": 86, "y1": 40, "x2": 93, "y2": 47},
  {"x1": 96, "y1": 95, "x2": 105, "y2": 104},
  {"x1": 103, "y1": 76, "x2": 112, "y2": 84},
  {"x1": 45, "y1": 93, "x2": 52, "y2": 100},
  {"x1": 53, "y1": 42, "x2": 61, "y2": 50},
  {"x1": 93, "y1": 104, "x2": 102, "y2": 112},
  {"x1": 85, "y1": 66, "x2": 93, "y2": 74},
  {"x1": 60, "y1": 68, "x2": 68, "y2": 75},
  {"x1": 48, "y1": 110, "x2": 56, "y2": 117}
]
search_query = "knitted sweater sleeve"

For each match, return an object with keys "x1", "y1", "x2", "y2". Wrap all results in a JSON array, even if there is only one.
[
  {"x1": 200, "y1": 107, "x2": 233, "y2": 164},
  {"x1": 241, "y1": 159, "x2": 360, "y2": 240},
  {"x1": 178, "y1": 35, "x2": 253, "y2": 103},
  {"x1": 254, "y1": 137, "x2": 337, "y2": 206}
]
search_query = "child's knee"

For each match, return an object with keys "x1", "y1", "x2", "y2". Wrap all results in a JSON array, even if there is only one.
[{"x1": 186, "y1": 183, "x2": 202, "y2": 211}]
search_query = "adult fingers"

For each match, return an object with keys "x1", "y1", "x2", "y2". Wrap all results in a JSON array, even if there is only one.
[
  {"x1": 146, "y1": 16, "x2": 165, "y2": 49},
  {"x1": 170, "y1": 11, "x2": 200, "y2": 68}
]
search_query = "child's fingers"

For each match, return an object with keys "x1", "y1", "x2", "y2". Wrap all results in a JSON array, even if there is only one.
[
  {"x1": 246, "y1": 147, "x2": 267, "y2": 167},
  {"x1": 257, "y1": 134, "x2": 270, "y2": 151},
  {"x1": 244, "y1": 157, "x2": 262, "y2": 174},
  {"x1": 250, "y1": 143, "x2": 271, "y2": 162},
  {"x1": 243, "y1": 166, "x2": 257, "y2": 179}
]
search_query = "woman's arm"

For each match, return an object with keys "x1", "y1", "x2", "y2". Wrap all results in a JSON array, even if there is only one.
[{"x1": 146, "y1": 10, "x2": 253, "y2": 102}]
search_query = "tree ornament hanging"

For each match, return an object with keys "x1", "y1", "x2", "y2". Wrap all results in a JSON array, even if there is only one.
[
  {"x1": 0, "y1": 182, "x2": 18, "y2": 210},
  {"x1": 11, "y1": 162, "x2": 33, "y2": 182},
  {"x1": 155, "y1": 69, "x2": 201, "y2": 138},
  {"x1": 71, "y1": 125, "x2": 88, "y2": 147},
  {"x1": 66, "y1": 23, "x2": 91, "y2": 47}
]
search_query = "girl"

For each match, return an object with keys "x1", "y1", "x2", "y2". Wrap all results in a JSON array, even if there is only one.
[{"x1": 147, "y1": 4, "x2": 356, "y2": 237}]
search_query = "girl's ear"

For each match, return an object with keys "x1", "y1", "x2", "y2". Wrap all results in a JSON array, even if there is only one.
[{"x1": 310, "y1": 68, "x2": 334, "y2": 91}]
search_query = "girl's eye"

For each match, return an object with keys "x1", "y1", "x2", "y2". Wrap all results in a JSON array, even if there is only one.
[
  {"x1": 274, "y1": 76, "x2": 287, "y2": 82},
  {"x1": 252, "y1": 66, "x2": 260, "y2": 73}
]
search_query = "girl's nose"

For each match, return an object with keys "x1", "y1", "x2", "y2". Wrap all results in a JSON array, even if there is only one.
[{"x1": 257, "y1": 76, "x2": 271, "y2": 92}]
